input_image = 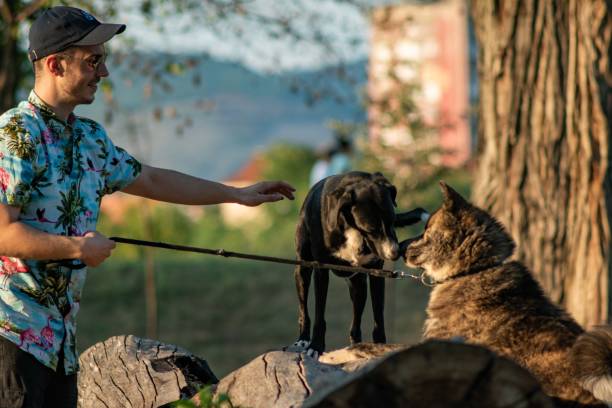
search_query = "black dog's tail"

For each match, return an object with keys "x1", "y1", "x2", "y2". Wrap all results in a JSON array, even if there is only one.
[
  {"x1": 395, "y1": 208, "x2": 429, "y2": 227},
  {"x1": 571, "y1": 326, "x2": 612, "y2": 403}
]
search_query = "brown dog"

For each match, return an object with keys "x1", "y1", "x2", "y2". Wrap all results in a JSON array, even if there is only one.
[{"x1": 401, "y1": 182, "x2": 612, "y2": 407}]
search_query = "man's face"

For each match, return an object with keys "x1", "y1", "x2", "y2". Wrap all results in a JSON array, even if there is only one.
[{"x1": 56, "y1": 44, "x2": 108, "y2": 106}]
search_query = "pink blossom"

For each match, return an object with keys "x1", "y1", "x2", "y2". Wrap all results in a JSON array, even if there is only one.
[
  {"x1": 0, "y1": 168, "x2": 9, "y2": 193},
  {"x1": 41, "y1": 129, "x2": 54, "y2": 145},
  {"x1": 40, "y1": 317, "x2": 54, "y2": 350},
  {"x1": 18, "y1": 328, "x2": 40, "y2": 349}
]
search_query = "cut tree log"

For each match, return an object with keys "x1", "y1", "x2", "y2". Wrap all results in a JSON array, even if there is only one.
[
  {"x1": 77, "y1": 335, "x2": 218, "y2": 408},
  {"x1": 78, "y1": 337, "x2": 555, "y2": 408},
  {"x1": 306, "y1": 340, "x2": 555, "y2": 408},
  {"x1": 211, "y1": 343, "x2": 404, "y2": 408}
]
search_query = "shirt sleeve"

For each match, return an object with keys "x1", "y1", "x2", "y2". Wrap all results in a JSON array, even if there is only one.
[
  {"x1": 0, "y1": 113, "x2": 38, "y2": 207},
  {"x1": 94, "y1": 127, "x2": 142, "y2": 196}
]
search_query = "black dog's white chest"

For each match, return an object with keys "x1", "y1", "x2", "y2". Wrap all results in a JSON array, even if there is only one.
[{"x1": 333, "y1": 228, "x2": 374, "y2": 266}]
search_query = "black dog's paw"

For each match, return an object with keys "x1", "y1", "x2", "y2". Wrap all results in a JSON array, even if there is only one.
[
  {"x1": 282, "y1": 340, "x2": 311, "y2": 353},
  {"x1": 399, "y1": 237, "x2": 420, "y2": 260},
  {"x1": 395, "y1": 207, "x2": 430, "y2": 227},
  {"x1": 293, "y1": 340, "x2": 311, "y2": 350}
]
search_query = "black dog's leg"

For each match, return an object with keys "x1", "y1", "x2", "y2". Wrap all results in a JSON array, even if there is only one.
[
  {"x1": 395, "y1": 207, "x2": 429, "y2": 227},
  {"x1": 309, "y1": 268, "x2": 329, "y2": 355},
  {"x1": 347, "y1": 273, "x2": 367, "y2": 345},
  {"x1": 369, "y1": 275, "x2": 386, "y2": 343},
  {"x1": 295, "y1": 264, "x2": 312, "y2": 346}
]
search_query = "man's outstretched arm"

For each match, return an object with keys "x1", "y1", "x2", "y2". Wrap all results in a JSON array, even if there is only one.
[{"x1": 121, "y1": 164, "x2": 295, "y2": 206}]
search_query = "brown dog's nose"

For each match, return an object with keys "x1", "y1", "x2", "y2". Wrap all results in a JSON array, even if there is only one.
[{"x1": 399, "y1": 236, "x2": 420, "y2": 260}]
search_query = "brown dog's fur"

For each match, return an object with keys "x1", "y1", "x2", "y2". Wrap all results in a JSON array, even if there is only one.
[{"x1": 402, "y1": 182, "x2": 612, "y2": 407}]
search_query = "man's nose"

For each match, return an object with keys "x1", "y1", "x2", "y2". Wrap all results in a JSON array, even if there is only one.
[{"x1": 97, "y1": 63, "x2": 109, "y2": 77}]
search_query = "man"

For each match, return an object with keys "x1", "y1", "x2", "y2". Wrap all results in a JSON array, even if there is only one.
[{"x1": 0, "y1": 6, "x2": 295, "y2": 407}]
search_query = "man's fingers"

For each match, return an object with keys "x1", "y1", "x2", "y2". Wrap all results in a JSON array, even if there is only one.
[
  {"x1": 256, "y1": 193, "x2": 284, "y2": 204},
  {"x1": 260, "y1": 181, "x2": 295, "y2": 200}
]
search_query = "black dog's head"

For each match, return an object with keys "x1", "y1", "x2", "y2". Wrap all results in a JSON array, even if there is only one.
[{"x1": 325, "y1": 172, "x2": 399, "y2": 263}]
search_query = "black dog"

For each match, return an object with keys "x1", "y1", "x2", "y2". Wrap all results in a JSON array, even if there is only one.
[{"x1": 293, "y1": 171, "x2": 428, "y2": 357}]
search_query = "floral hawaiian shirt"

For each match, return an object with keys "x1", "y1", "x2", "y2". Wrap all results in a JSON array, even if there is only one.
[{"x1": 0, "y1": 91, "x2": 141, "y2": 374}]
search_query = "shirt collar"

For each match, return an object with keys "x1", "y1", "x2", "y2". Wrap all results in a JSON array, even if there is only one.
[{"x1": 28, "y1": 90, "x2": 76, "y2": 126}]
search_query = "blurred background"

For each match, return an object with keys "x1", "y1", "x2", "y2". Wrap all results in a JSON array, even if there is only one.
[
  {"x1": 85, "y1": 0, "x2": 473, "y2": 377},
  {"x1": 2, "y1": 0, "x2": 609, "y2": 377}
]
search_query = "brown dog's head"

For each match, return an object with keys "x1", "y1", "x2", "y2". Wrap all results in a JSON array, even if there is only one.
[
  {"x1": 401, "y1": 181, "x2": 514, "y2": 282},
  {"x1": 326, "y1": 172, "x2": 399, "y2": 263}
]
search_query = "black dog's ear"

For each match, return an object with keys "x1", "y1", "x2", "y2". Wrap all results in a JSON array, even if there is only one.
[
  {"x1": 373, "y1": 172, "x2": 397, "y2": 207},
  {"x1": 388, "y1": 184, "x2": 398, "y2": 207},
  {"x1": 326, "y1": 187, "x2": 354, "y2": 231},
  {"x1": 440, "y1": 181, "x2": 468, "y2": 211}
]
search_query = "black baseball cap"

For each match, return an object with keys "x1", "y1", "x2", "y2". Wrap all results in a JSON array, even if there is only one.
[{"x1": 28, "y1": 6, "x2": 125, "y2": 62}]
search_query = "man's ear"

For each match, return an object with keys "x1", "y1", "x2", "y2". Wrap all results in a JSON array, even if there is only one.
[
  {"x1": 45, "y1": 55, "x2": 64, "y2": 77},
  {"x1": 440, "y1": 181, "x2": 468, "y2": 211},
  {"x1": 326, "y1": 187, "x2": 354, "y2": 231}
]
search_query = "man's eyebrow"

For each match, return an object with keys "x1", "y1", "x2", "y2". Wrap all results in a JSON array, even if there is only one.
[{"x1": 84, "y1": 51, "x2": 105, "y2": 59}]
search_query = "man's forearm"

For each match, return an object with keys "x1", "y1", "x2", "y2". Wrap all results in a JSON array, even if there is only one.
[
  {"x1": 122, "y1": 165, "x2": 240, "y2": 205},
  {"x1": 0, "y1": 221, "x2": 82, "y2": 260}
]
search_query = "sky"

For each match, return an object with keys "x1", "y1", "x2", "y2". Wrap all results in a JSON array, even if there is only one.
[{"x1": 112, "y1": 0, "x2": 397, "y2": 73}]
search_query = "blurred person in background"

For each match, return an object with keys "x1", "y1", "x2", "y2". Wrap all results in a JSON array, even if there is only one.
[
  {"x1": 328, "y1": 135, "x2": 353, "y2": 175},
  {"x1": 309, "y1": 144, "x2": 335, "y2": 186}
]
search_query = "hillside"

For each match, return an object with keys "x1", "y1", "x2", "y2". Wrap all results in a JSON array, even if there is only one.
[{"x1": 77, "y1": 56, "x2": 367, "y2": 180}]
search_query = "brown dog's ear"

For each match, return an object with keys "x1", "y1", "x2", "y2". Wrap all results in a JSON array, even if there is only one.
[
  {"x1": 326, "y1": 187, "x2": 354, "y2": 231},
  {"x1": 440, "y1": 181, "x2": 468, "y2": 211},
  {"x1": 373, "y1": 172, "x2": 397, "y2": 207}
]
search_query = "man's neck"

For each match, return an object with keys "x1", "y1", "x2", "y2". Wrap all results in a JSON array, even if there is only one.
[{"x1": 33, "y1": 84, "x2": 75, "y2": 122}]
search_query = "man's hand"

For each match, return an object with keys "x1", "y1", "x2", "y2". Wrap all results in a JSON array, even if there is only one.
[
  {"x1": 79, "y1": 231, "x2": 116, "y2": 267},
  {"x1": 236, "y1": 181, "x2": 296, "y2": 207}
]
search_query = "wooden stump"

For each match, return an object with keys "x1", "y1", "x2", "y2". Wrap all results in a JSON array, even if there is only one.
[
  {"x1": 212, "y1": 343, "x2": 404, "y2": 408},
  {"x1": 78, "y1": 338, "x2": 555, "y2": 408},
  {"x1": 77, "y1": 335, "x2": 218, "y2": 408},
  {"x1": 305, "y1": 340, "x2": 555, "y2": 408}
]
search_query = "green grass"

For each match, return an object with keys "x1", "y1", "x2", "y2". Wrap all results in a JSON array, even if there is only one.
[{"x1": 77, "y1": 255, "x2": 430, "y2": 377}]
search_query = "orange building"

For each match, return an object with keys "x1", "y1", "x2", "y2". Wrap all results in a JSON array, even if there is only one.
[{"x1": 368, "y1": 0, "x2": 472, "y2": 167}]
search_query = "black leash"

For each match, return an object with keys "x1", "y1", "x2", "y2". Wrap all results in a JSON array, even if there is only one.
[{"x1": 46, "y1": 236, "x2": 430, "y2": 282}]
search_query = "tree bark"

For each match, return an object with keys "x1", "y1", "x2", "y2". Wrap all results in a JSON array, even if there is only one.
[
  {"x1": 0, "y1": 1, "x2": 19, "y2": 113},
  {"x1": 470, "y1": 0, "x2": 612, "y2": 326}
]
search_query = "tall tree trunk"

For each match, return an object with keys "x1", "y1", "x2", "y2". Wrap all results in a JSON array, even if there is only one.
[
  {"x1": 470, "y1": 0, "x2": 612, "y2": 327},
  {"x1": 0, "y1": 1, "x2": 20, "y2": 112}
]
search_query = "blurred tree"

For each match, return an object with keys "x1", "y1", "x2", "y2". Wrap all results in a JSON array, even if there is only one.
[
  {"x1": 0, "y1": 0, "x2": 372, "y2": 112},
  {"x1": 470, "y1": 0, "x2": 611, "y2": 326}
]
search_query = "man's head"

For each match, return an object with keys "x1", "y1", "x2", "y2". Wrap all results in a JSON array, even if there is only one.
[{"x1": 29, "y1": 7, "x2": 125, "y2": 106}]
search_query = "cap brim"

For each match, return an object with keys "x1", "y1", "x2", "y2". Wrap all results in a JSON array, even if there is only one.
[{"x1": 72, "y1": 23, "x2": 126, "y2": 46}]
